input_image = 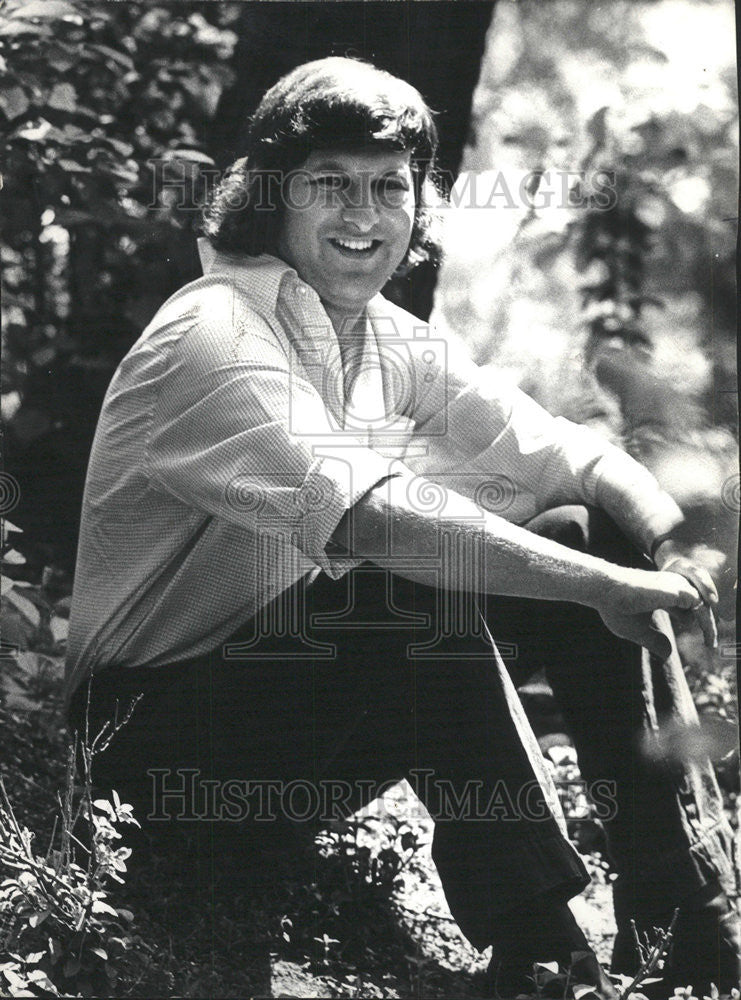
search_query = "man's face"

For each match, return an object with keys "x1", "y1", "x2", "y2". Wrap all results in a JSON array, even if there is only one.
[{"x1": 276, "y1": 148, "x2": 416, "y2": 316}]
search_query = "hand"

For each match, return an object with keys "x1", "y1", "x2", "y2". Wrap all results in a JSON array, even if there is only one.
[
  {"x1": 652, "y1": 539, "x2": 720, "y2": 649},
  {"x1": 596, "y1": 566, "x2": 710, "y2": 659}
]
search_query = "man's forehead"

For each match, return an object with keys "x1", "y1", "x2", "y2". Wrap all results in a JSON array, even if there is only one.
[{"x1": 301, "y1": 148, "x2": 412, "y2": 174}]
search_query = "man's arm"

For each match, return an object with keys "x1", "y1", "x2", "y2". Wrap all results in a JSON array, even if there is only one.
[
  {"x1": 396, "y1": 331, "x2": 719, "y2": 643},
  {"x1": 588, "y1": 449, "x2": 719, "y2": 647},
  {"x1": 331, "y1": 470, "x2": 705, "y2": 660},
  {"x1": 587, "y1": 444, "x2": 684, "y2": 557}
]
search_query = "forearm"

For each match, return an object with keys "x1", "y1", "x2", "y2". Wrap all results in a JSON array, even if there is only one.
[{"x1": 332, "y1": 473, "x2": 625, "y2": 609}]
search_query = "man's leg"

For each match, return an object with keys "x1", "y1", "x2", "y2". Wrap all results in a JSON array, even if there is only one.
[
  {"x1": 300, "y1": 565, "x2": 616, "y2": 996},
  {"x1": 484, "y1": 506, "x2": 739, "y2": 992},
  {"x1": 68, "y1": 563, "x2": 615, "y2": 995}
]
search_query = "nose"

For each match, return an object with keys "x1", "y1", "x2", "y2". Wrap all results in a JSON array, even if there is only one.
[
  {"x1": 340, "y1": 202, "x2": 379, "y2": 233},
  {"x1": 340, "y1": 177, "x2": 379, "y2": 232}
]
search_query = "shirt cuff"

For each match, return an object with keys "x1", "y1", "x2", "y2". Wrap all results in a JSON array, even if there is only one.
[
  {"x1": 585, "y1": 444, "x2": 684, "y2": 555},
  {"x1": 296, "y1": 448, "x2": 402, "y2": 579}
]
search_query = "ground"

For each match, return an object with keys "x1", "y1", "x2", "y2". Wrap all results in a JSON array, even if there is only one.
[
  {"x1": 4, "y1": 688, "x2": 717, "y2": 1000},
  {"x1": 0, "y1": 636, "x2": 737, "y2": 999}
]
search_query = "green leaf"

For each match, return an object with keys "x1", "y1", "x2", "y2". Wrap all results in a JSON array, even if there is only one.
[
  {"x1": 28, "y1": 907, "x2": 50, "y2": 928},
  {"x1": 62, "y1": 957, "x2": 80, "y2": 978},
  {"x1": 11, "y1": 1, "x2": 83, "y2": 23},
  {"x1": 573, "y1": 986, "x2": 600, "y2": 1000},
  {"x1": 91, "y1": 44, "x2": 135, "y2": 71},
  {"x1": 47, "y1": 83, "x2": 77, "y2": 113},
  {"x1": 4, "y1": 587, "x2": 40, "y2": 625},
  {"x1": 162, "y1": 148, "x2": 215, "y2": 165},
  {"x1": 99, "y1": 137, "x2": 134, "y2": 157},
  {"x1": 8, "y1": 986, "x2": 37, "y2": 998},
  {"x1": 93, "y1": 798, "x2": 116, "y2": 819},
  {"x1": 24, "y1": 970, "x2": 49, "y2": 983},
  {"x1": 104, "y1": 162, "x2": 139, "y2": 185},
  {"x1": 0, "y1": 20, "x2": 52, "y2": 37},
  {"x1": 91, "y1": 898, "x2": 118, "y2": 917},
  {"x1": 49, "y1": 614, "x2": 68, "y2": 644},
  {"x1": 13, "y1": 120, "x2": 54, "y2": 143},
  {"x1": 57, "y1": 159, "x2": 91, "y2": 173},
  {"x1": 0, "y1": 86, "x2": 31, "y2": 121},
  {"x1": 45, "y1": 44, "x2": 77, "y2": 73},
  {"x1": 31, "y1": 345, "x2": 56, "y2": 367}
]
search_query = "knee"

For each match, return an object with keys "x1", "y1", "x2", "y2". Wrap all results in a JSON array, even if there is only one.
[
  {"x1": 584, "y1": 508, "x2": 645, "y2": 568},
  {"x1": 525, "y1": 505, "x2": 591, "y2": 552},
  {"x1": 526, "y1": 505, "x2": 643, "y2": 568}
]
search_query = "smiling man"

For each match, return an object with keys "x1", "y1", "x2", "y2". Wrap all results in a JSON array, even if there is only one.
[
  {"x1": 277, "y1": 149, "x2": 416, "y2": 308},
  {"x1": 65, "y1": 58, "x2": 739, "y2": 997}
]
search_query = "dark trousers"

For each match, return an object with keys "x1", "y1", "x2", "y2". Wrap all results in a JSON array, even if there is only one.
[{"x1": 68, "y1": 507, "x2": 735, "y2": 951}]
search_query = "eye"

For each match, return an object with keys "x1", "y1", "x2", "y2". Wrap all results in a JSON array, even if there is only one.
[
  {"x1": 311, "y1": 174, "x2": 348, "y2": 191},
  {"x1": 376, "y1": 176, "x2": 410, "y2": 194},
  {"x1": 374, "y1": 175, "x2": 412, "y2": 207}
]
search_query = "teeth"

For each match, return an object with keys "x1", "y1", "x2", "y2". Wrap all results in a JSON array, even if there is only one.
[{"x1": 333, "y1": 238, "x2": 374, "y2": 250}]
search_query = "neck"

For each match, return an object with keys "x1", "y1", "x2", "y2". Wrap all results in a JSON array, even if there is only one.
[{"x1": 322, "y1": 301, "x2": 367, "y2": 340}]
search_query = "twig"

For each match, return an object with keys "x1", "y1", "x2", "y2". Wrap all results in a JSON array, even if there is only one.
[
  {"x1": 619, "y1": 908, "x2": 679, "y2": 1000},
  {"x1": 90, "y1": 694, "x2": 142, "y2": 757}
]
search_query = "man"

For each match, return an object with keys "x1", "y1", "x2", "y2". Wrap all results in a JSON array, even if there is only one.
[{"x1": 66, "y1": 58, "x2": 739, "y2": 997}]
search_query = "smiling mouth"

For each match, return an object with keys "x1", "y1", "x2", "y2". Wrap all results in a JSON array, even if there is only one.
[{"x1": 329, "y1": 237, "x2": 382, "y2": 256}]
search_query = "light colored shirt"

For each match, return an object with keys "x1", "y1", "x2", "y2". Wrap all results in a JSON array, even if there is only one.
[{"x1": 65, "y1": 246, "x2": 679, "y2": 695}]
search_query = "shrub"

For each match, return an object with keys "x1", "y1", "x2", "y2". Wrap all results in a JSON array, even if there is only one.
[{"x1": 0, "y1": 725, "x2": 146, "y2": 997}]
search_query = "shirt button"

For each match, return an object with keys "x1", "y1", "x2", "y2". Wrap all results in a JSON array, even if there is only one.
[{"x1": 296, "y1": 284, "x2": 307, "y2": 296}]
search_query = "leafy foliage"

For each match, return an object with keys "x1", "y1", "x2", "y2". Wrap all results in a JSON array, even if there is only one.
[
  {"x1": 280, "y1": 814, "x2": 423, "y2": 971},
  {"x1": 442, "y1": 0, "x2": 737, "y2": 443},
  {"x1": 0, "y1": 745, "x2": 145, "y2": 998},
  {"x1": 1, "y1": 0, "x2": 239, "y2": 568},
  {"x1": 1, "y1": 520, "x2": 69, "y2": 716}
]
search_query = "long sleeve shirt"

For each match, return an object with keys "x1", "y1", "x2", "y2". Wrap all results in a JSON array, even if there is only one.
[{"x1": 64, "y1": 246, "x2": 682, "y2": 696}]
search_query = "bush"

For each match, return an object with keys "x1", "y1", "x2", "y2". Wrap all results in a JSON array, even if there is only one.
[{"x1": 0, "y1": 724, "x2": 147, "y2": 997}]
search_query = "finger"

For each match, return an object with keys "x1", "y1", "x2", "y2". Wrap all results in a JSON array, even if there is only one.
[
  {"x1": 618, "y1": 615, "x2": 673, "y2": 660},
  {"x1": 696, "y1": 604, "x2": 719, "y2": 649},
  {"x1": 681, "y1": 567, "x2": 719, "y2": 607},
  {"x1": 665, "y1": 576, "x2": 706, "y2": 612},
  {"x1": 644, "y1": 623, "x2": 673, "y2": 661},
  {"x1": 662, "y1": 561, "x2": 719, "y2": 606}
]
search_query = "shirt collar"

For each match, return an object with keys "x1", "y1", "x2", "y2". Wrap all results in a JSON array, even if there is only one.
[
  {"x1": 196, "y1": 237, "x2": 300, "y2": 319},
  {"x1": 196, "y1": 238, "x2": 412, "y2": 447},
  {"x1": 197, "y1": 238, "x2": 401, "y2": 333}
]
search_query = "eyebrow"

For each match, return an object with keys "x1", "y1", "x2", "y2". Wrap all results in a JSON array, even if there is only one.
[{"x1": 305, "y1": 160, "x2": 410, "y2": 177}]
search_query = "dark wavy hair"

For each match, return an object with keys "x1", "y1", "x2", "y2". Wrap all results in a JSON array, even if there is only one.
[{"x1": 202, "y1": 57, "x2": 442, "y2": 272}]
